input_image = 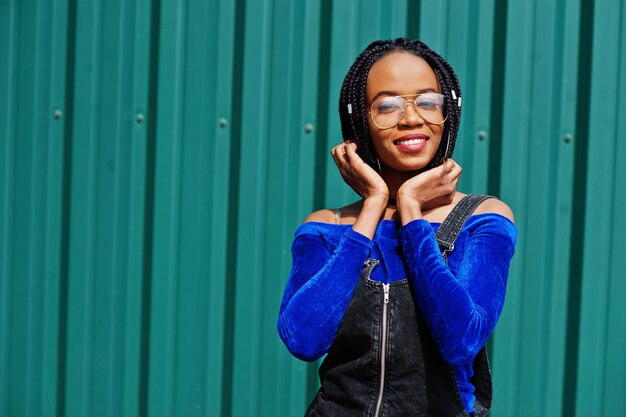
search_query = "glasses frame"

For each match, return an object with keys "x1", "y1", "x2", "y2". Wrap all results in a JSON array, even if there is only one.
[{"x1": 368, "y1": 92, "x2": 448, "y2": 129}]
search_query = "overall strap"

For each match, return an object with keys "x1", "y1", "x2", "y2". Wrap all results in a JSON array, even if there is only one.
[{"x1": 435, "y1": 194, "x2": 494, "y2": 257}]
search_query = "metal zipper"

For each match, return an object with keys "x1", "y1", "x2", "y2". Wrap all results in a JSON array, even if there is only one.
[
  {"x1": 373, "y1": 283, "x2": 390, "y2": 417},
  {"x1": 364, "y1": 258, "x2": 379, "y2": 268}
]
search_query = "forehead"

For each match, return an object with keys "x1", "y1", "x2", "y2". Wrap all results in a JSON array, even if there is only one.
[{"x1": 366, "y1": 52, "x2": 439, "y2": 100}]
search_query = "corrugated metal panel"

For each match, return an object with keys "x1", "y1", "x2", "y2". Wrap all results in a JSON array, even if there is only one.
[
  {"x1": 61, "y1": 0, "x2": 152, "y2": 415},
  {"x1": 494, "y1": 0, "x2": 582, "y2": 415},
  {"x1": 148, "y1": 0, "x2": 236, "y2": 415},
  {"x1": 231, "y1": 1, "x2": 325, "y2": 414},
  {"x1": 576, "y1": 0, "x2": 626, "y2": 415},
  {"x1": 1, "y1": 0, "x2": 625, "y2": 416},
  {"x1": 0, "y1": 0, "x2": 69, "y2": 416}
]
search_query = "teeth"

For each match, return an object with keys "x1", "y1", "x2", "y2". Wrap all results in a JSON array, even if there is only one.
[{"x1": 396, "y1": 138, "x2": 426, "y2": 145}]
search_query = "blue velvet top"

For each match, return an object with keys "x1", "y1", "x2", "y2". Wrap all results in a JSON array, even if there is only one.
[{"x1": 277, "y1": 213, "x2": 518, "y2": 415}]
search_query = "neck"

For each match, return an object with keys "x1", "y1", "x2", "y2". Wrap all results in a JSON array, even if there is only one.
[{"x1": 381, "y1": 167, "x2": 422, "y2": 203}]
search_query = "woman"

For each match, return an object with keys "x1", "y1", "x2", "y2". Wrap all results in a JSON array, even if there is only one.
[{"x1": 277, "y1": 38, "x2": 517, "y2": 417}]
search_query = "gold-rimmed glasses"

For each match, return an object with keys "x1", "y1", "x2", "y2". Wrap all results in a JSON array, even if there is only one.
[{"x1": 369, "y1": 92, "x2": 447, "y2": 129}]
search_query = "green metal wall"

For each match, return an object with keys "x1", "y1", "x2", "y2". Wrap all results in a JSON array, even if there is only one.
[{"x1": 1, "y1": 0, "x2": 624, "y2": 416}]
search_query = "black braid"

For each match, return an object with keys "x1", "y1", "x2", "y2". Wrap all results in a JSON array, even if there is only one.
[{"x1": 338, "y1": 38, "x2": 462, "y2": 171}]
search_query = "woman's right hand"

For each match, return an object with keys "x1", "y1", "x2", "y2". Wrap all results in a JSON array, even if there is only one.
[{"x1": 330, "y1": 141, "x2": 389, "y2": 202}]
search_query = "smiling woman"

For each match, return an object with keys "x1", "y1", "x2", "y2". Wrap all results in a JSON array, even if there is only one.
[
  {"x1": 367, "y1": 52, "x2": 447, "y2": 175},
  {"x1": 277, "y1": 38, "x2": 517, "y2": 417}
]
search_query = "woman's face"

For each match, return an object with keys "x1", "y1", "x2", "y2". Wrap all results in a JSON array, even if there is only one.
[{"x1": 366, "y1": 51, "x2": 445, "y2": 172}]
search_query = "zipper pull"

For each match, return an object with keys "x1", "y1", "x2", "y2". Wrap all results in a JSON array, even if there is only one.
[{"x1": 383, "y1": 284, "x2": 389, "y2": 304}]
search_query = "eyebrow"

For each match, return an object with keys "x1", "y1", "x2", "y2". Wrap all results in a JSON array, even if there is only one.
[{"x1": 372, "y1": 88, "x2": 438, "y2": 102}]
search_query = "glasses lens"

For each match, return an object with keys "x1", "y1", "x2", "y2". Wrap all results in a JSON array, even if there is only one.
[
  {"x1": 414, "y1": 93, "x2": 446, "y2": 124},
  {"x1": 371, "y1": 96, "x2": 405, "y2": 129}
]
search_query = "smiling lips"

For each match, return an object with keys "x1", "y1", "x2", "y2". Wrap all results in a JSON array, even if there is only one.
[{"x1": 393, "y1": 133, "x2": 429, "y2": 152}]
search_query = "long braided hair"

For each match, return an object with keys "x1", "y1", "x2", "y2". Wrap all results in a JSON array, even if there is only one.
[{"x1": 339, "y1": 38, "x2": 462, "y2": 172}]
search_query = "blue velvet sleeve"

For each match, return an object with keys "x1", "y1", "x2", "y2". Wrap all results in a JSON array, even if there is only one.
[
  {"x1": 277, "y1": 225, "x2": 373, "y2": 361},
  {"x1": 398, "y1": 214, "x2": 517, "y2": 366}
]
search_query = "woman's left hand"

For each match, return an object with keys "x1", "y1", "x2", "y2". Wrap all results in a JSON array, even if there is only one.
[{"x1": 396, "y1": 159, "x2": 462, "y2": 223}]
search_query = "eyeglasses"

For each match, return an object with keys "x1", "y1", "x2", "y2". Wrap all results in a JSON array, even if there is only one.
[{"x1": 369, "y1": 92, "x2": 447, "y2": 129}]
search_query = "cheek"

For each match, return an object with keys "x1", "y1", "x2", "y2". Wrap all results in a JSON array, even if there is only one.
[
  {"x1": 429, "y1": 124, "x2": 444, "y2": 142},
  {"x1": 368, "y1": 124, "x2": 393, "y2": 149},
  {"x1": 434, "y1": 126, "x2": 444, "y2": 139}
]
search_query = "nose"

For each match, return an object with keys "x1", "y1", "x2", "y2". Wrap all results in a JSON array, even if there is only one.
[{"x1": 399, "y1": 100, "x2": 425, "y2": 127}]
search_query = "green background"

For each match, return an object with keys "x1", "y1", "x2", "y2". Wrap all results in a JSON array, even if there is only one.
[{"x1": 1, "y1": 0, "x2": 625, "y2": 416}]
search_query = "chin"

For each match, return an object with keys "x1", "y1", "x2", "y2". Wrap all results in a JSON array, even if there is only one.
[
  {"x1": 383, "y1": 159, "x2": 432, "y2": 173},
  {"x1": 390, "y1": 152, "x2": 438, "y2": 171}
]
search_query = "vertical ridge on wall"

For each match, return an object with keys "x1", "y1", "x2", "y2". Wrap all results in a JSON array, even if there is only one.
[
  {"x1": 311, "y1": 0, "x2": 332, "y2": 216},
  {"x1": 405, "y1": 0, "x2": 420, "y2": 39},
  {"x1": 482, "y1": 0, "x2": 507, "y2": 359},
  {"x1": 486, "y1": 0, "x2": 507, "y2": 199},
  {"x1": 137, "y1": 0, "x2": 160, "y2": 414},
  {"x1": 125, "y1": 0, "x2": 154, "y2": 416},
  {"x1": 64, "y1": 0, "x2": 104, "y2": 411},
  {"x1": 576, "y1": 0, "x2": 626, "y2": 415},
  {"x1": 493, "y1": 0, "x2": 534, "y2": 413},
  {"x1": 545, "y1": 0, "x2": 580, "y2": 412},
  {"x1": 323, "y1": 0, "x2": 359, "y2": 207},
  {"x1": 57, "y1": 0, "x2": 78, "y2": 414},
  {"x1": 221, "y1": 0, "x2": 247, "y2": 414},
  {"x1": 267, "y1": 0, "x2": 297, "y2": 409},
  {"x1": 561, "y1": 0, "x2": 594, "y2": 413},
  {"x1": 0, "y1": 0, "x2": 17, "y2": 413},
  {"x1": 30, "y1": 1, "x2": 62, "y2": 415},
  {"x1": 148, "y1": 0, "x2": 187, "y2": 413},
  {"x1": 45, "y1": 0, "x2": 70, "y2": 415},
  {"x1": 206, "y1": 0, "x2": 237, "y2": 415},
  {"x1": 230, "y1": 0, "x2": 273, "y2": 412}
]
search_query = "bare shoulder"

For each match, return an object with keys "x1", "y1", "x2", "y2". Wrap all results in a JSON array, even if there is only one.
[
  {"x1": 474, "y1": 197, "x2": 515, "y2": 223},
  {"x1": 302, "y1": 209, "x2": 338, "y2": 224},
  {"x1": 302, "y1": 200, "x2": 363, "y2": 225}
]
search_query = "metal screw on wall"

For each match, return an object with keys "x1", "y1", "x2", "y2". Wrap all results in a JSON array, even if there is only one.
[
  {"x1": 477, "y1": 130, "x2": 487, "y2": 141},
  {"x1": 135, "y1": 113, "x2": 145, "y2": 124},
  {"x1": 218, "y1": 118, "x2": 228, "y2": 128},
  {"x1": 563, "y1": 133, "x2": 573, "y2": 144},
  {"x1": 304, "y1": 123, "x2": 314, "y2": 134},
  {"x1": 53, "y1": 109, "x2": 63, "y2": 120}
]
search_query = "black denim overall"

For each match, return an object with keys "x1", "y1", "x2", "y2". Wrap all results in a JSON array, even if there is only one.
[{"x1": 305, "y1": 195, "x2": 494, "y2": 417}]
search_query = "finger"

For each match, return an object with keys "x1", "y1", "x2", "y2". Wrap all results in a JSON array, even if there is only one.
[
  {"x1": 449, "y1": 160, "x2": 462, "y2": 179},
  {"x1": 440, "y1": 161, "x2": 456, "y2": 181},
  {"x1": 345, "y1": 141, "x2": 359, "y2": 153},
  {"x1": 444, "y1": 159, "x2": 455, "y2": 173},
  {"x1": 332, "y1": 143, "x2": 348, "y2": 162},
  {"x1": 344, "y1": 142, "x2": 360, "y2": 161},
  {"x1": 331, "y1": 146, "x2": 347, "y2": 172},
  {"x1": 435, "y1": 159, "x2": 451, "y2": 179},
  {"x1": 339, "y1": 142, "x2": 351, "y2": 164},
  {"x1": 343, "y1": 143, "x2": 362, "y2": 174}
]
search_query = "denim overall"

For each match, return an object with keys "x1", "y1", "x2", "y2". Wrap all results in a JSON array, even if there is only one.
[{"x1": 305, "y1": 195, "x2": 494, "y2": 417}]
